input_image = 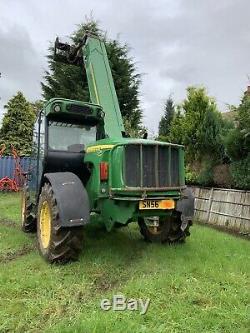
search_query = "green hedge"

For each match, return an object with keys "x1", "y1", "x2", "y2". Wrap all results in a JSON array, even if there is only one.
[
  {"x1": 230, "y1": 154, "x2": 250, "y2": 190},
  {"x1": 185, "y1": 156, "x2": 250, "y2": 190}
]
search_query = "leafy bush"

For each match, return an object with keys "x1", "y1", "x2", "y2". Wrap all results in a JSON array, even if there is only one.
[
  {"x1": 213, "y1": 164, "x2": 231, "y2": 188},
  {"x1": 230, "y1": 154, "x2": 250, "y2": 190},
  {"x1": 197, "y1": 163, "x2": 214, "y2": 187},
  {"x1": 185, "y1": 166, "x2": 198, "y2": 185},
  {"x1": 185, "y1": 159, "x2": 215, "y2": 187},
  {"x1": 224, "y1": 128, "x2": 247, "y2": 161}
]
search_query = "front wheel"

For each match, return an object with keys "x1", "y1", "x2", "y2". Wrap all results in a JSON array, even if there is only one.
[
  {"x1": 138, "y1": 214, "x2": 191, "y2": 243},
  {"x1": 37, "y1": 183, "x2": 84, "y2": 264}
]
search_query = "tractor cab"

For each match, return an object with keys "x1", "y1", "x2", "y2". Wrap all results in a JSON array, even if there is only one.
[{"x1": 30, "y1": 98, "x2": 105, "y2": 197}]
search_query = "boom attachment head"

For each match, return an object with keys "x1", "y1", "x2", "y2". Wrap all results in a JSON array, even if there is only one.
[
  {"x1": 54, "y1": 33, "x2": 98, "y2": 66},
  {"x1": 54, "y1": 36, "x2": 86, "y2": 66}
]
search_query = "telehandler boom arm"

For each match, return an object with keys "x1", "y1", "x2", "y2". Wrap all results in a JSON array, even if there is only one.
[{"x1": 54, "y1": 34, "x2": 125, "y2": 138}]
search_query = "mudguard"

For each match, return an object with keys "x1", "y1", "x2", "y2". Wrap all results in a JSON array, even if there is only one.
[
  {"x1": 176, "y1": 187, "x2": 195, "y2": 229},
  {"x1": 44, "y1": 172, "x2": 90, "y2": 227}
]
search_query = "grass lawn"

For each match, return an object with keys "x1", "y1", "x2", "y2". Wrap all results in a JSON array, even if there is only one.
[{"x1": 0, "y1": 192, "x2": 249, "y2": 333}]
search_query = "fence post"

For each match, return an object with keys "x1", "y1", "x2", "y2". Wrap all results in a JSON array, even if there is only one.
[
  {"x1": 239, "y1": 192, "x2": 246, "y2": 234},
  {"x1": 207, "y1": 187, "x2": 214, "y2": 223}
]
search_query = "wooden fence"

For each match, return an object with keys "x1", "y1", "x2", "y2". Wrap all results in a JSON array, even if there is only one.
[{"x1": 191, "y1": 187, "x2": 250, "y2": 235}]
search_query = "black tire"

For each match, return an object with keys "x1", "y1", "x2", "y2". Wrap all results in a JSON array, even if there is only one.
[
  {"x1": 37, "y1": 183, "x2": 84, "y2": 264},
  {"x1": 21, "y1": 186, "x2": 36, "y2": 233},
  {"x1": 138, "y1": 213, "x2": 191, "y2": 243}
]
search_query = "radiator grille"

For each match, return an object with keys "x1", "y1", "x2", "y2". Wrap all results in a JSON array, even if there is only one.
[
  {"x1": 124, "y1": 145, "x2": 141, "y2": 187},
  {"x1": 124, "y1": 144, "x2": 180, "y2": 188},
  {"x1": 142, "y1": 145, "x2": 155, "y2": 187},
  {"x1": 171, "y1": 148, "x2": 179, "y2": 187}
]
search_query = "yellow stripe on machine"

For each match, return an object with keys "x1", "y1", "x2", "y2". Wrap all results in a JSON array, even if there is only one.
[
  {"x1": 90, "y1": 63, "x2": 100, "y2": 105},
  {"x1": 86, "y1": 144, "x2": 115, "y2": 153}
]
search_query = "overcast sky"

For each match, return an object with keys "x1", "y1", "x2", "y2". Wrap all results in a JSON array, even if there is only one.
[{"x1": 0, "y1": 0, "x2": 249, "y2": 134}]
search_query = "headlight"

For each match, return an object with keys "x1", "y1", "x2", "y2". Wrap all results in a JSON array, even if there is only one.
[{"x1": 54, "y1": 104, "x2": 61, "y2": 112}]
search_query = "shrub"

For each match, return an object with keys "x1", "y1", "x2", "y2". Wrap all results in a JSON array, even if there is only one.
[
  {"x1": 197, "y1": 164, "x2": 214, "y2": 187},
  {"x1": 185, "y1": 166, "x2": 198, "y2": 185},
  {"x1": 213, "y1": 164, "x2": 231, "y2": 188},
  {"x1": 230, "y1": 154, "x2": 250, "y2": 190}
]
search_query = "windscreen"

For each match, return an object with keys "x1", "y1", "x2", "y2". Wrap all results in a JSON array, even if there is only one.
[{"x1": 48, "y1": 120, "x2": 96, "y2": 152}]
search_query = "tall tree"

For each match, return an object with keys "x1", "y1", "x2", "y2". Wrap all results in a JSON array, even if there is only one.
[
  {"x1": 169, "y1": 86, "x2": 224, "y2": 162},
  {"x1": 0, "y1": 92, "x2": 36, "y2": 155},
  {"x1": 224, "y1": 91, "x2": 250, "y2": 189},
  {"x1": 237, "y1": 90, "x2": 250, "y2": 153},
  {"x1": 167, "y1": 106, "x2": 184, "y2": 144},
  {"x1": 41, "y1": 20, "x2": 142, "y2": 130},
  {"x1": 30, "y1": 100, "x2": 44, "y2": 116},
  {"x1": 224, "y1": 91, "x2": 250, "y2": 161},
  {"x1": 158, "y1": 96, "x2": 175, "y2": 138}
]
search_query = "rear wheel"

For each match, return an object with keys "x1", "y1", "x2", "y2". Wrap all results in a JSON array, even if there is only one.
[
  {"x1": 21, "y1": 187, "x2": 36, "y2": 233},
  {"x1": 37, "y1": 183, "x2": 84, "y2": 264},
  {"x1": 138, "y1": 214, "x2": 191, "y2": 243}
]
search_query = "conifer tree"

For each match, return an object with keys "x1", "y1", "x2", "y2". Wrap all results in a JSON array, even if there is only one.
[
  {"x1": 41, "y1": 20, "x2": 142, "y2": 130},
  {"x1": 0, "y1": 92, "x2": 36, "y2": 155}
]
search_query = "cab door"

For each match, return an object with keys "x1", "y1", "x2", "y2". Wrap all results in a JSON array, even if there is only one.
[{"x1": 29, "y1": 111, "x2": 46, "y2": 203}]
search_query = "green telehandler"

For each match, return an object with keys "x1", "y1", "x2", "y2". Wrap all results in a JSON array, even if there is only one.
[{"x1": 21, "y1": 33, "x2": 194, "y2": 263}]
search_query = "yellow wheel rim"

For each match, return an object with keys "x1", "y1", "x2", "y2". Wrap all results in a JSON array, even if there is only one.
[{"x1": 39, "y1": 201, "x2": 51, "y2": 249}]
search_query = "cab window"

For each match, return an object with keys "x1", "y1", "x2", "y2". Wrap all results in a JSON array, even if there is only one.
[{"x1": 48, "y1": 121, "x2": 96, "y2": 152}]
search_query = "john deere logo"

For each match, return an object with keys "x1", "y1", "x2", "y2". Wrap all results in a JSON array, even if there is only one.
[{"x1": 86, "y1": 145, "x2": 115, "y2": 153}]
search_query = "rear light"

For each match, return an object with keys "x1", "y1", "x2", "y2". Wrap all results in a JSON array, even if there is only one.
[{"x1": 100, "y1": 162, "x2": 109, "y2": 181}]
